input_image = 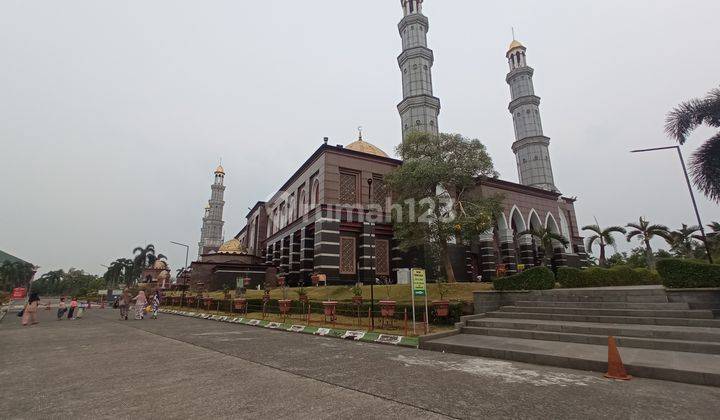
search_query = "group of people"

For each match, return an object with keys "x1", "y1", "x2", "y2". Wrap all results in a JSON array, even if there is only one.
[
  {"x1": 56, "y1": 297, "x2": 85, "y2": 320},
  {"x1": 18, "y1": 289, "x2": 161, "y2": 326},
  {"x1": 114, "y1": 290, "x2": 161, "y2": 320},
  {"x1": 20, "y1": 294, "x2": 86, "y2": 325}
]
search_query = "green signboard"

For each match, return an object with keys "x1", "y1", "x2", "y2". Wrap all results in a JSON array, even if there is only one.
[{"x1": 411, "y1": 268, "x2": 426, "y2": 297}]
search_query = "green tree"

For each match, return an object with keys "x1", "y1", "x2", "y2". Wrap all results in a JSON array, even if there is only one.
[
  {"x1": 518, "y1": 227, "x2": 570, "y2": 267},
  {"x1": 582, "y1": 224, "x2": 627, "y2": 267},
  {"x1": 625, "y1": 217, "x2": 671, "y2": 269},
  {"x1": 104, "y1": 258, "x2": 134, "y2": 289},
  {"x1": 0, "y1": 261, "x2": 36, "y2": 291},
  {"x1": 385, "y1": 132, "x2": 500, "y2": 282},
  {"x1": 667, "y1": 223, "x2": 701, "y2": 258},
  {"x1": 665, "y1": 88, "x2": 720, "y2": 203}
]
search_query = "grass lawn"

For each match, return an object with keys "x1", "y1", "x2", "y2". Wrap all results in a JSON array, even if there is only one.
[
  {"x1": 168, "y1": 282, "x2": 492, "y2": 303},
  {"x1": 163, "y1": 305, "x2": 453, "y2": 337}
]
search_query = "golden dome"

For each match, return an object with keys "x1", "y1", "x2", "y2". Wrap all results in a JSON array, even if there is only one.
[
  {"x1": 345, "y1": 139, "x2": 389, "y2": 158},
  {"x1": 218, "y1": 238, "x2": 247, "y2": 254},
  {"x1": 507, "y1": 39, "x2": 525, "y2": 54},
  {"x1": 215, "y1": 165, "x2": 225, "y2": 175},
  {"x1": 152, "y1": 260, "x2": 168, "y2": 270}
]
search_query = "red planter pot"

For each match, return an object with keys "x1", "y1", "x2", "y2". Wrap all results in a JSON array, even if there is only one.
[
  {"x1": 186, "y1": 296, "x2": 196, "y2": 305},
  {"x1": 234, "y1": 298, "x2": 247, "y2": 310},
  {"x1": 352, "y1": 295, "x2": 363, "y2": 305},
  {"x1": 203, "y1": 298, "x2": 214, "y2": 309},
  {"x1": 298, "y1": 295, "x2": 309, "y2": 304},
  {"x1": 279, "y1": 299, "x2": 292, "y2": 314},
  {"x1": 380, "y1": 300, "x2": 396, "y2": 317},
  {"x1": 433, "y1": 300, "x2": 450, "y2": 317},
  {"x1": 322, "y1": 301, "x2": 338, "y2": 317},
  {"x1": 277, "y1": 277, "x2": 286, "y2": 287}
]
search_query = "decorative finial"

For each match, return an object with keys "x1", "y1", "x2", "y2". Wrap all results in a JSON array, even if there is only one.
[
  {"x1": 358, "y1": 126, "x2": 363, "y2": 141},
  {"x1": 512, "y1": 27, "x2": 516, "y2": 41}
]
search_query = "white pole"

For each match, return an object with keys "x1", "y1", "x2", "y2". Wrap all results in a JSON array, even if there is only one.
[{"x1": 410, "y1": 277, "x2": 416, "y2": 335}]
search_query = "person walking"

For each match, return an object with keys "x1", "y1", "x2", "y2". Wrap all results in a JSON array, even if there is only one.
[
  {"x1": 132, "y1": 290, "x2": 147, "y2": 320},
  {"x1": 118, "y1": 290, "x2": 130, "y2": 321},
  {"x1": 21, "y1": 292, "x2": 40, "y2": 326},
  {"x1": 57, "y1": 297, "x2": 68, "y2": 320},
  {"x1": 67, "y1": 297, "x2": 78, "y2": 319},
  {"x1": 150, "y1": 291, "x2": 160, "y2": 320}
]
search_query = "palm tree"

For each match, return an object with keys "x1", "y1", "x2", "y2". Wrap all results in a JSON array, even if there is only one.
[
  {"x1": 131, "y1": 244, "x2": 167, "y2": 282},
  {"x1": 665, "y1": 88, "x2": 720, "y2": 203},
  {"x1": 667, "y1": 224, "x2": 701, "y2": 258},
  {"x1": 519, "y1": 227, "x2": 570, "y2": 267},
  {"x1": 582, "y1": 224, "x2": 627, "y2": 267},
  {"x1": 626, "y1": 217, "x2": 671, "y2": 268}
]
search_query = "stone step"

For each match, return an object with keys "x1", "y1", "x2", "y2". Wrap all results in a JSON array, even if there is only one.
[
  {"x1": 520, "y1": 294, "x2": 669, "y2": 303},
  {"x1": 461, "y1": 326, "x2": 720, "y2": 354},
  {"x1": 468, "y1": 318, "x2": 720, "y2": 343},
  {"x1": 420, "y1": 333, "x2": 720, "y2": 387},
  {"x1": 488, "y1": 311, "x2": 720, "y2": 327},
  {"x1": 499, "y1": 306, "x2": 714, "y2": 319},
  {"x1": 513, "y1": 301, "x2": 690, "y2": 310},
  {"x1": 530, "y1": 285, "x2": 667, "y2": 297}
]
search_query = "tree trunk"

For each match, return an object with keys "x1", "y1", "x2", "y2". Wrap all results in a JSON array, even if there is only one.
[
  {"x1": 439, "y1": 240, "x2": 456, "y2": 283},
  {"x1": 599, "y1": 244, "x2": 607, "y2": 267},
  {"x1": 644, "y1": 240, "x2": 654, "y2": 269}
]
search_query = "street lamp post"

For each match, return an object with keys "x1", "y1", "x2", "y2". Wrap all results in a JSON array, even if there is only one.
[
  {"x1": 367, "y1": 177, "x2": 375, "y2": 330},
  {"x1": 170, "y1": 241, "x2": 190, "y2": 272},
  {"x1": 630, "y1": 145, "x2": 713, "y2": 264}
]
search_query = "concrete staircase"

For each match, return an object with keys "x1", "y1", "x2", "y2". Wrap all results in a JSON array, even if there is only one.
[{"x1": 421, "y1": 286, "x2": 720, "y2": 386}]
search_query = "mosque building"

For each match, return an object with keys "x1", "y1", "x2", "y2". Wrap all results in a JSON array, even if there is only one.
[{"x1": 191, "y1": 0, "x2": 587, "y2": 289}]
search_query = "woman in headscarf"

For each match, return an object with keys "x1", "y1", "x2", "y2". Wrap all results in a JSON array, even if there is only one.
[
  {"x1": 21, "y1": 292, "x2": 40, "y2": 326},
  {"x1": 150, "y1": 291, "x2": 161, "y2": 320},
  {"x1": 118, "y1": 290, "x2": 131, "y2": 320},
  {"x1": 132, "y1": 290, "x2": 147, "y2": 320}
]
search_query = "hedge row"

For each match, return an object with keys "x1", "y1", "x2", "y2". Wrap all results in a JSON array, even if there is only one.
[
  {"x1": 165, "y1": 297, "x2": 464, "y2": 324},
  {"x1": 556, "y1": 266, "x2": 660, "y2": 289},
  {"x1": 493, "y1": 267, "x2": 555, "y2": 291},
  {"x1": 656, "y1": 258, "x2": 720, "y2": 288}
]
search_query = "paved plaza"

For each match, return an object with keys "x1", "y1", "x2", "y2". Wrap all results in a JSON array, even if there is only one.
[{"x1": 2, "y1": 308, "x2": 720, "y2": 419}]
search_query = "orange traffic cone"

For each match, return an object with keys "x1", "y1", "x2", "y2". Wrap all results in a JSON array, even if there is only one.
[{"x1": 605, "y1": 336, "x2": 632, "y2": 380}]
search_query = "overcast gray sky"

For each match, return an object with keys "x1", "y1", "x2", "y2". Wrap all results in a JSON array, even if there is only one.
[{"x1": 1, "y1": 0, "x2": 718, "y2": 276}]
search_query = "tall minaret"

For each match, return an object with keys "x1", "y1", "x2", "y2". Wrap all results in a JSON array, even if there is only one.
[
  {"x1": 506, "y1": 39, "x2": 558, "y2": 192},
  {"x1": 198, "y1": 165, "x2": 226, "y2": 258},
  {"x1": 397, "y1": 0, "x2": 440, "y2": 141}
]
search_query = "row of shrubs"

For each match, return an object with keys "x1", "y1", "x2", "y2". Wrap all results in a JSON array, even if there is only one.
[
  {"x1": 492, "y1": 259, "x2": 720, "y2": 291},
  {"x1": 166, "y1": 297, "x2": 464, "y2": 324}
]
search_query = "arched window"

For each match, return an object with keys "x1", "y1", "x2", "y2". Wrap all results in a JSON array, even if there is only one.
[
  {"x1": 299, "y1": 189, "x2": 306, "y2": 216},
  {"x1": 312, "y1": 179, "x2": 320, "y2": 207}
]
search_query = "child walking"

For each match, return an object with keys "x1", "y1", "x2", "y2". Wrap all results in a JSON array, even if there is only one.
[
  {"x1": 57, "y1": 297, "x2": 68, "y2": 320},
  {"x1": 67, "y1": 297, "x2": 78, "y2": 319}
]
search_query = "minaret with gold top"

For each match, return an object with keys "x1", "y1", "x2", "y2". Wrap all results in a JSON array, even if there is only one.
[
  {"x1": 506, "y1": 38, "x2": 558, "y2": 192},
  {"x1": 198, "y1": 165, "x2": 226, "y2": 258}
]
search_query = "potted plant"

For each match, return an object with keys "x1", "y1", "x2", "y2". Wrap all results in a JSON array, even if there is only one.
[
  {"x1": 297, "y1": 286, "x2": 309, "y2": 304},
  {"x1": 233, "y1": 297, "x2": 247, "y2": 311},
  {"x1": 378, "y1": 276, "x2": 396, "y2": 317},
  {"x1": 322, "y1": 300, "x2": 338, "y2": 321},
  {"x1": 433, "y1": 279, "x2": 451, "y2": 317},
  {"x1": 351, "y1": 284, "x2": 363, "y2": 305},
  {"x1": 203, "y1": 296, "x2": 213, "y2": 310},
  {"x1": 278, "y1": 299, "x2": 292, "y2": 315}
]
